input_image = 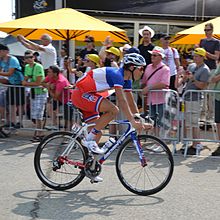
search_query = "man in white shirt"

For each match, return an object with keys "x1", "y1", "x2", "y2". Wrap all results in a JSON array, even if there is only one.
[
  {"x1": 160, "y1": 35, "x2": 180, "y2": 90},
  {"x1": 17, "y1": 34, "x2": 57, "y2": 74}
]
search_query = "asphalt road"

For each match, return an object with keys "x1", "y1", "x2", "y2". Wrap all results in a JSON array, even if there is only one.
[{"x1": 0, "y1": 133, "x2": 220, "y2": 220}]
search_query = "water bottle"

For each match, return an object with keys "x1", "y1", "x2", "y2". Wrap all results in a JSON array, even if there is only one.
[{"x1": 102, "y1": 137, "x2": 116, "y2": 153}]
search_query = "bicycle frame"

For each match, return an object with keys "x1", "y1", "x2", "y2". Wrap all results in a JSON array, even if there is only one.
[{"x1": 59, "y1": 120, "x2": 147, "y2": 167}]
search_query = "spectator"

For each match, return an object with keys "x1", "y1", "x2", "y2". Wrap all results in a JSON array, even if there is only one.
[
  {"x1": 100, "y1": 46, "x2": 120, "y2": 68},
  {"x1": 210, "y1": 58, "x2": 220, "y2": 156},
  {"x1": 17, "y1": 34, "x2": 57, "y2": 74},
  {"x1": 59, "y1": 47, "x2": 68, "y2": 71},
  {"x1": 62, "y1": 56, "x2": 76, "y2": 84},
  {"x1": 80, "y1": 35, "x2": 98, "y2": 59},
  {"x1": 199, "y1": 23, "x2": 220, "y2": 72},
  {"x1": 22, "y1": 50, "x2": 47, "y2": 142},
  {"x1": 181, "y1": 48, "x2": 210, "y2": 155},
  {"x1": 142, "y1": 46, "x2": 170, "y2": 131},
  {"x1": 42, "y1": 65, "x2": 73, "y2": 130},
  {"x1": 160, "y1": 35, "x2": 180, "y2": 90},
  {"x1": 33, "y1": 52, "x2": 41, "y2": 64},
  {"x1": 199, "y1": 23, "x2": 220, "y2": 121},
  {"x1": 84, "y1": 54, "x2": 100, "y2": 71},
  {"x1": 0, "y1": 44, "x2": 25, "y2": 128},
  {"x1": 138, "y1": 26, "x2": 155, "y2": 67}
]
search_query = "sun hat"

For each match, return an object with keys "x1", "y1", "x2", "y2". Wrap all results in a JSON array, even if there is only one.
[
  {"x1": 138, "y1": 25, "x2": 155, "y2": 38},
  {"x1": 148, "y1": 46, "x2": 165, "y2": 58},
  {"x1": 194, "y1": 48, "x2": 206, "y2": 57},
  {"x1": 86, "y1": 54, "x2": 100, "y2": 66},
  {"x1": 105, "y1": 47, "x2": 120, "y2": 57}
]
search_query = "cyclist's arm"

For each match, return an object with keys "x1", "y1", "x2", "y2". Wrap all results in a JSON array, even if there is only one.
[
  {"x1": 125, "y1": 91, "x2": 139, "y2": 114},
  {"x1": 115, "y1": 87, "x2": 137, "y2": 124}
]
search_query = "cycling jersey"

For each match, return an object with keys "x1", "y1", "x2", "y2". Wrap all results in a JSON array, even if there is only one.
[
  {"x1": 76, "y1": 67, "x2": 132, "y2": 93},
  {"x1": 72, "y1": 67, "x2": 132, "y2": 123}
]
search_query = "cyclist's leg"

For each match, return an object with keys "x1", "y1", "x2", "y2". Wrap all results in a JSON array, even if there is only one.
[{"x1": 93, "y1": 98, "x2": 119, "y2": 131}]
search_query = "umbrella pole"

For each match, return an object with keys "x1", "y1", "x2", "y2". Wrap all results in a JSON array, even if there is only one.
[{"x1": 66, "y1": 32, "x2": 70, "y2": 81}]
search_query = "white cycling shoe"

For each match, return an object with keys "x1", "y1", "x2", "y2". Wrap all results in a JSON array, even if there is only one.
[{"x1": 82, "y1": 139, "x2": 105, "y2": 154}]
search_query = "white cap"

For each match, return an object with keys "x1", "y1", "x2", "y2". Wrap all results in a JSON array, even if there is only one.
[{"x1": 148, "y1": 46, "x2": 165, "y2": 58}]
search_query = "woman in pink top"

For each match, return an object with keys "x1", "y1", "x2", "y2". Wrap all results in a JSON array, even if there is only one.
[{"x1": 43, "y1": 65, "x2": 73, "y2": 130}]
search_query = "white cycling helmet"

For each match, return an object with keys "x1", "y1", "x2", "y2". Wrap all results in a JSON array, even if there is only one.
[{"x1": 123, "y1": 53, "x2": 146, "y2": 66}]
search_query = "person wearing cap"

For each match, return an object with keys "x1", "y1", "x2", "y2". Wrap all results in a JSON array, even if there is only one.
[
  {"x1": 160, "y1": 35, "x2": 180, "y2": 90},
  {"x1": 17, "y1": 34, "x2": 57, "y2": 74},
  {"x1": 142, "y1": 46, "x2": 170, "y2": 130},
  {"x1": 0, "y1": 43, "x2": 25, "y2": 128},
  {"x1": 138, "y1": 25, "x2": 155, "y2": 67},
  {"x1": 80, "y1": 35, "x2": 98, "y2": 59},
  {"x1": 84, "y1": 54, "x2": 100, "y2": 70},
  {"x1": 180, "y1": 47, "x2": 210, "y2": 155},
  {"x1": 101, "y1": 46, "x2": 120, "y2": 68}
]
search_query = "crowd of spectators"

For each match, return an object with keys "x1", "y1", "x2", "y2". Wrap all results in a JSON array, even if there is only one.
[{"x1": 0, "y1": 22, "x2": 220, "y2": 156}]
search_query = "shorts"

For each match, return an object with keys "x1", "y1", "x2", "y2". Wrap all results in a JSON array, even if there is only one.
[
  {"x1": 215, "y1": 100, "x2": 220, "y2": 123},
  {"x1": 6, "y1": 86, "x2": 25, "y2": 106},
  {"x1": 185, "y1": 101, "x2": 201, "y2": 127},
  {"x1": 71, "y1": 89, "x2": 103, "y2": 123},
  {"x1": 31, "y1": 93, "x2": 47, "y2": 120}
]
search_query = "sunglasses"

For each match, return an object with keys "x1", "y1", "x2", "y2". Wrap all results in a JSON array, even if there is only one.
[
  {"x1": 151, "y1": 54, "x2": 160, "y2": 57},
  {"x1": 24, "y1": 56, "x2": 34, "y2": 59},
  {"x1": 204, "y1": 29, "x2": 212, "y2": 32}
]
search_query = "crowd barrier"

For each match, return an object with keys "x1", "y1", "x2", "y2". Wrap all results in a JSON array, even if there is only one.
[{"x1": 0, "y1": 83, "x2": 219, "y2": 156}]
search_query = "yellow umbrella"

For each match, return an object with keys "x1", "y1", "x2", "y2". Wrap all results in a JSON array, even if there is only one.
[
  {"x1": 171, "y1": 16, "x2": 220, "y2": 45},
  {"x1": 0, "y1": 8, "x2": 129, "y2": 43}
]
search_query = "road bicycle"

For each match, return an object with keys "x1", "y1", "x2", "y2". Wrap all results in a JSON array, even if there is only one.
[{"x1": 34, "y1": 114, "x2": 174, "y2": 196}]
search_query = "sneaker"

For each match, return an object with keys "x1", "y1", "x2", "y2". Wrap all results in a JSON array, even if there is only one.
[
  {"x1": 44, "y1": 125, "x2": 59, "y2": 131},
  {"x1": 186, "y1": 146, "x2": 197, "y2": 155},
  {"x1": 81, "y1": 139, "x2": 105, "y2": 154},
  {"x1": 212, "y1": 146, "x2": 220, "y2": 156},
  {"x1": 90, "y1": 176, "x2": 103, "y2": 183}
]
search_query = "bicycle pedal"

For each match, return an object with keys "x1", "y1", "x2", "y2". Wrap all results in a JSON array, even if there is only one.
[{"x1": 90, "y1": 179, "x2": 99, "y2": 184}]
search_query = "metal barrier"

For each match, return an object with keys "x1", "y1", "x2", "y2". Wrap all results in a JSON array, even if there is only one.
[
  {"x1": 181, "y1": 89, "x2": 220, "y2": 156},
  {"x1": 0, "y1": 83, "x2": 80, "y2": 133},
  {"x1": 1, "y1": 83, "x2": 219, "y2": 157}
]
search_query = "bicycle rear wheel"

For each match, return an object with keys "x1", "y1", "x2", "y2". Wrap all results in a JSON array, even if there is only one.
[
  {"x1": 34, "y1": 132, "x2": 87, "y2": 190},
  {"x1": 116, "y1": 135, "x2": 174, "y2": 196}
]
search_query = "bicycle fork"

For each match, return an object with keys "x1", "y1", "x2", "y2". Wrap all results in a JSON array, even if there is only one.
[{"x1": 131, "y1": 132, "x2": 147, "y2": 167}]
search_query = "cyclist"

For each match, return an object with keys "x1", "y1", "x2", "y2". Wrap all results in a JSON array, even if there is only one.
[{"x1": 71, "y1": 53, "x2": 150, "y2": 156}]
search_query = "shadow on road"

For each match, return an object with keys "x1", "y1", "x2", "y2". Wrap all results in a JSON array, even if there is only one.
[{"x1": 13, "y1": 188, "x2": 164, "y2": 219}]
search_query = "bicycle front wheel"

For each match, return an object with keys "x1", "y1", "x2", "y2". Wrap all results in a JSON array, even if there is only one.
[
  {"x1": 34, "y1": 132, "x2": 87, "y2": 190},
  {"x1": 116, "y1": 135, "x2": 174, "y2": 196}
]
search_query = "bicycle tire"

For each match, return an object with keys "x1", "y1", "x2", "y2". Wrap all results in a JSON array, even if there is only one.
[
  {"x1": 34, "y1": 131, "x2": 87, "y2": 190},
  {"x1": 116, "y1": 134, "x2": 174, "y2": 196}
]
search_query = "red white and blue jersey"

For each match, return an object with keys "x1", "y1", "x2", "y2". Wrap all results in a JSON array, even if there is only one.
[{"x1": 75, "y1": 67, "x2": 132, "y2": 94}]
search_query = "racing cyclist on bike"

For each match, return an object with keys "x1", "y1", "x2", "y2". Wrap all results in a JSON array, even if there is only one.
[{"x1": 71, "y1": 53, "x2": 151, "y2": 157}]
